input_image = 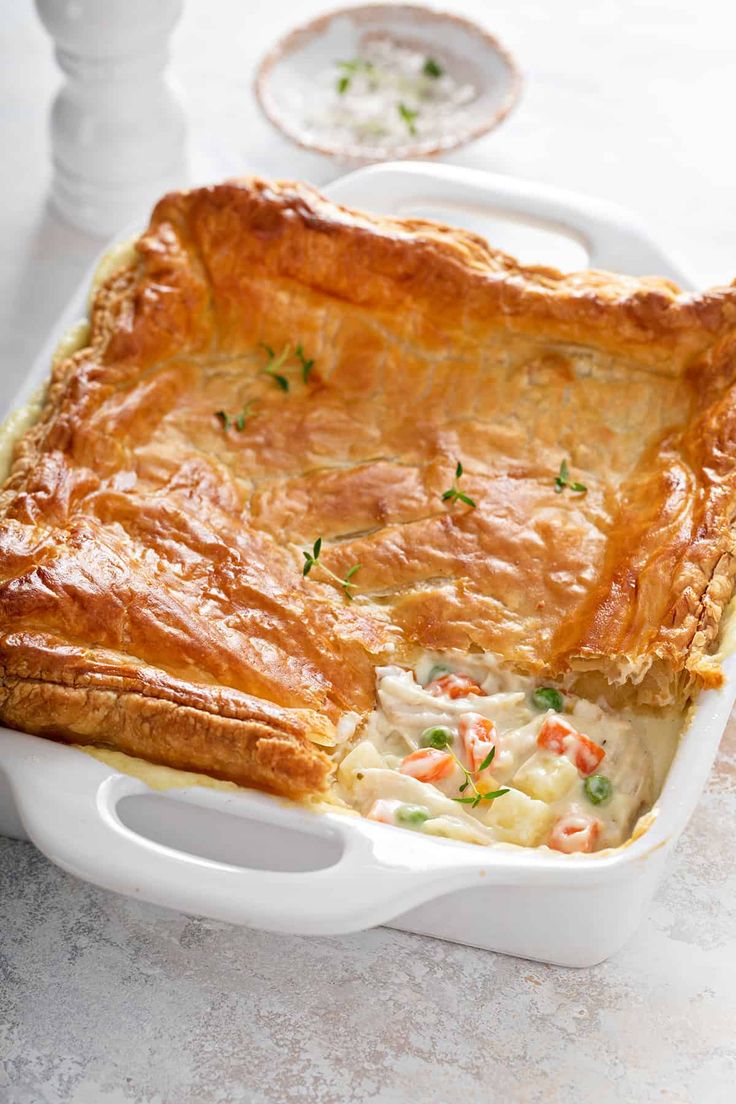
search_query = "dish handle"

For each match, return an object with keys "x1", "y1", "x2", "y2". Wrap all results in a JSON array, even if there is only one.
[
  {"x1": 2, "y1": 730, "x2": 493, "y2": 934},
  {"x1": 325, "y1": 161, "x2": 691, "y2": 286}
]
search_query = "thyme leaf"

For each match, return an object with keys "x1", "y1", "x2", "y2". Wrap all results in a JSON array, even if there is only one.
[
  {"x1": 215, "y1": 401, "x2": 256, "y2": 433},
  {"x1": 478, "y1": 747, "x2": 496, "y2": 772},
  {"x1": 235, "y1": 401, "x2": 256, "y2": 431},
  {"x1": 260, "y1": 342, "x2": 291, "y2": 392},
  {"x1": 448, "y1": 743, "x2": 508, "y2": 808},
  {"x1": 259, "y1": 342, "x2": 315, "y2": 391},
  {"x1": 337, "y1": 59, "x2": 374, "y2": 74},
  {"x1": 554, "y1": 458, "x2": 587, "y2": 495},
  {"x1": 336, "y1": 58, "x2": 375, "y2": 93},
  {"x1": 398, "y1": 102, "x2": 419, "y2": 136},
  {"x1": 295, "y1": 343, "x2": 315, "y2": 383},
  {"x1": 423, "y1": 57, "x2": 443, "y2": 78},
  {"x1": 441, "y1": 459, "x2": 477, "y2": 509},
  {"x1": 341, "y1": 563, "x2": 362, "y2": 598},
  {"x1": 301, "y1": 536, "x2": 361, "y2": 600}
]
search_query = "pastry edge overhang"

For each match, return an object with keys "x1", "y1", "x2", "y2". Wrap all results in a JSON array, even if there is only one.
[{"x1": 150, "y1": 176, "x2": 736, "y2": 373}]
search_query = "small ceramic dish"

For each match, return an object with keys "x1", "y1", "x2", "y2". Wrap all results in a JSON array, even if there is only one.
[{"x1": 255, "y1": 4, "x2": 521, "y2": 162}]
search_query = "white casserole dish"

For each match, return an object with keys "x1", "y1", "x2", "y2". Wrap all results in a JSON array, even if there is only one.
[{"x1": 0, "y1": 162, "x2": 729, "y2": 968}]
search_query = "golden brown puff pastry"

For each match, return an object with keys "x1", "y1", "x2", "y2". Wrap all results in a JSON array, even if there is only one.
[{"x1": 2, "y1": 177, "x2": 736, "y2": 796}]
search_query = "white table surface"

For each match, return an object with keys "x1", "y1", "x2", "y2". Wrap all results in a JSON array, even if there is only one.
[{"x1": 2, "y1": 2, "x2": 736, "y2": 1101}]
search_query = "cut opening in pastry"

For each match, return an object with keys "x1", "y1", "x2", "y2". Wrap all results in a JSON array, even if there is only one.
[{"x1": 334, "y1": 652, "x2": 679, "y2": 852}]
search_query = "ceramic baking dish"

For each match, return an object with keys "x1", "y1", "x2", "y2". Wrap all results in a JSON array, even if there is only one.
[{"x1": 0, "y1": 163, "x2": 730, "y2": 968}]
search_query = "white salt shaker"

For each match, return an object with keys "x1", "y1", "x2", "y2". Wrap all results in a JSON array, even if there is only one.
[{"x1": 35, "y1": 0, "x2": 188, "y2": 236}]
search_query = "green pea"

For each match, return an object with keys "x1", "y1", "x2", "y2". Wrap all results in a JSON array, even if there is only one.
[
  {"x1": 426, "y1": 664, "x2": 452, "y2": 683},
  {"x1": 396, "y1": 804, "x2": 431, "y2": 827},
  {"x1": 584, "y1": 774, "x2": 613, "y2": 805},
  {"x1": 532, "y1": 687, "x2": 564, "y2": 712},
  {"x1": 420, "y1": 725, "x2": 454, "y2": 749}
]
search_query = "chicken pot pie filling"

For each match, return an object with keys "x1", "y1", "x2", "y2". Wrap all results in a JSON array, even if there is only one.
[{"x1": 333, "y1": 653, "x2": 681, "y2": 852}]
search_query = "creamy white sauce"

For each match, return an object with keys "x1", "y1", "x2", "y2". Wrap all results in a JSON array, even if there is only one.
[
  {"x1": 335, "y1": 652, "x2": 685, "y2": 852},
  {"x1": 305, "y1": 37, "x2": 476, "y2": 152}
]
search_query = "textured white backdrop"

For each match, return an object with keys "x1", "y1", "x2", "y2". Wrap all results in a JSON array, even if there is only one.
[{"x1": 1, "y1": 2, "x2": 736, "y2": 1101}]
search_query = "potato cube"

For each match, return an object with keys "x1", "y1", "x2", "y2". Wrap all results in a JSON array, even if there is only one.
[
  {"x1": 513, "y1": 750, "x2": 579, "y2": 803},
  {"x1": 337, "y1": 740, "x2": 385, "y2": 787},
  {"x1": 482, "y1": 787, "x2": 555, "y2": 847}
]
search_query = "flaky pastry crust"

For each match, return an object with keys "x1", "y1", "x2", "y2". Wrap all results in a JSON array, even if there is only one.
[{"x1": 2, "y1": 177, "x2": 736, "y2": 794}]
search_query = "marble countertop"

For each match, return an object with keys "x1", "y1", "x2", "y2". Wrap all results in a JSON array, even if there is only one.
[{"x1": 1, "y1": 2, "x2": 735, "y2": 1101}]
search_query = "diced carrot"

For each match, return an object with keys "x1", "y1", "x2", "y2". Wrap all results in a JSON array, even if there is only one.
[
  {"x1": 537, "y1": 717, "x2": 605, "y2": 776},
  {"x1": 571, "y1": 736, "x2": 606, "y2": 776},
  {"x1": 366, "y1": 799, "x2": 402, "y2": 825},
  {"x1": 399, "y1": 748, "x2": 455, "y2": 783},
  {"x1": 426, "y1": 673, "x2": 486, "y2": 700},
  {"x1": 459, "y1": 713, "x2": 497, "y2": 772},
  {"x1": 548, "y1": 813, "x2": 602, "y2": 854},
  {"x1": 537, "y1": 716, "x2": 576, "y2": 754}
]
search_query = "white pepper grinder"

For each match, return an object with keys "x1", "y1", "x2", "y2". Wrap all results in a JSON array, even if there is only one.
[{"x1": 35, "y1": 0, "x2": 188, "y2": 236}]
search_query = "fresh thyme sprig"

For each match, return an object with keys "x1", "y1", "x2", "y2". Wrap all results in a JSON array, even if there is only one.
[
  {"x1": 554, "y1": 458, "x2": 587, "y2": 495},
  {"x1": 235, "y1": 401, "x2": 255, "y2": 431},
  {"x1": 302, "y1": 537, "x2": 362, "y2": 601},
  {"x1": 398, "y1": 102, "x2": 419, "y2": 136},
  {"x1": 260, "y1": 343, "x2": 316, "y2": 391},
  {"x1": 215, "y1": 400, "x2": 256, "y2": 432},
  {"x1": 260, "y1": 343, "x2": 291, "y2": 392},
  {"x1": 450, "y1": 745, "x2": 510, "y2": 808},
  {"x1": 441, "y1": 461, "x2": 476, "y2": 509},
  {"x1": 295, "y1": 343, "x2": 314, "y2": 383},
  {"x1": 335, "y1": 58, "x2": 375, "y2": 95}
]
